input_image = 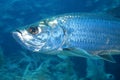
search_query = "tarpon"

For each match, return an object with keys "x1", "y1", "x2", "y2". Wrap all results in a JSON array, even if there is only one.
[{"x1": 12, "y1": 13, "x2": 120, "y2": 62}]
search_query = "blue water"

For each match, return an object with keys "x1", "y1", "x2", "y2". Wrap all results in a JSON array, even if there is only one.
[{"x1": 0, "y1": 0, "x2": 120, "y2": 80}]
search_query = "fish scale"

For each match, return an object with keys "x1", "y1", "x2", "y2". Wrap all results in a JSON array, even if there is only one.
[{"x1": 55, "y1": 13, "x2": 120, "y2": 51}]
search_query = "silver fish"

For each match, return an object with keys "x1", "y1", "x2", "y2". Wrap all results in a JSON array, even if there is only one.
[{"x1": 12, "y1": 13, "x2": 120, "y2": 62}]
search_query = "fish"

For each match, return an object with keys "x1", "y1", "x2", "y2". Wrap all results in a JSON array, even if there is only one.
[{"x1": 12, "y1": 13, "x2": 120, "y2": 63}]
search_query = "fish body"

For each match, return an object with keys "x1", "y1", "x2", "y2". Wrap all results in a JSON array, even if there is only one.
[{"x1": 12, "y1": 13, "x2": 120, "y2": 62}]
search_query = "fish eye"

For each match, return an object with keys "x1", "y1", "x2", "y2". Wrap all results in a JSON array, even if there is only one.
[{"x1": 27, "y1": 26, "x2": 39, "y2": 34}]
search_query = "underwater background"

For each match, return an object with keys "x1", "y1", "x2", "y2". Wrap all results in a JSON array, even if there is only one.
[{"x1": 0, "y1": 0, "x2": 120, "y2": 80}]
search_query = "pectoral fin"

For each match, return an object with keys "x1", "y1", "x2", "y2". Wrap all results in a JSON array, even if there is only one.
[
  {"x1": 98, "y1": 54, "x2": 116, "y2": 63},
  {"x1": 96, "y1": 50, "x2": 116, "y2": 63},
  {"x1": 57, "y1": 54, "x2": 68, "y2": 59},
  {"x1": 60, "y1": 48, "x2": 91, "y2": 58},
  {"x1": 59, "y1": 48, "x2": 116, "y2": 63}
]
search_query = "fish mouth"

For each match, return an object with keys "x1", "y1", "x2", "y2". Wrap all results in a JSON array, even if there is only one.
[
  {"x1": 12, "y1": 30, "x2": 45, "y2": 52},
  {"x1": 16, "y1": 30, "x2": 22, "y2": 34},
  {"x1": 12, "y1": 30, "x2": 23, "y2": 40},
  {"x1": 12, "y1": 31, "x2": 26, "y2": 47},
  {"x1": 12, "y1": 31, "x2": 34, "y2": 51}
]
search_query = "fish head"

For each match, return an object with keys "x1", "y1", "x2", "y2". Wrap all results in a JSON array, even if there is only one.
[{"x1": 12, "y1": 18, "x2": 64, "y2": 53}]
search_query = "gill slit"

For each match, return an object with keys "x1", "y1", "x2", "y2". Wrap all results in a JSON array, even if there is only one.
[{"x1": 57, "y1": 25, "x2": 67, "y2": 51}]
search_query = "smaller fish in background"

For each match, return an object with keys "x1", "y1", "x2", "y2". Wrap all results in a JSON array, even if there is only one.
[{"x1": 12, "y1": 13, "x2": 120, "y2": 63}]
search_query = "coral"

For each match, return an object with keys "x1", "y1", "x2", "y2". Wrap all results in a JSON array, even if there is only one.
[
  {"x1": 21, "y1": 58, "x2": 77, "y2": 80},
  {"x1": 0, "y1": 49, "x2": 78, "y2": 80}
]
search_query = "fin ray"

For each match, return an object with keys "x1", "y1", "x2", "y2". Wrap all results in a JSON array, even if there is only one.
[
  {"x1": 98, "y1": 55, "x2": 116, "y2": 63},
  {"x1": 62, "y1": 48, "x2": 92, "y2": 58}
]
